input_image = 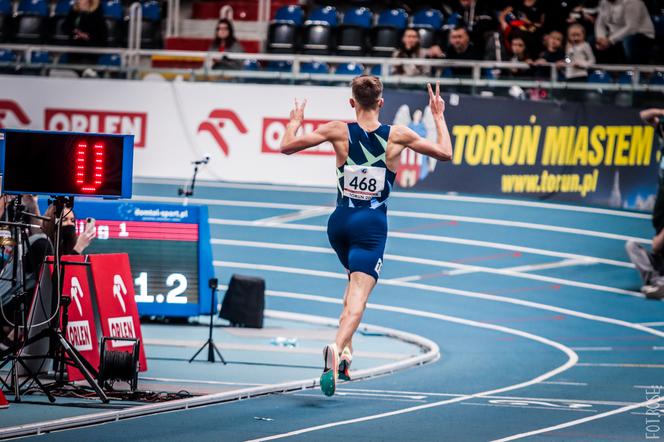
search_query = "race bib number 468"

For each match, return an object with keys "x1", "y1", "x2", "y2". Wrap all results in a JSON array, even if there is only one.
[{"x1": 343, "y1": 165, "x2": 386, "y2": 201}]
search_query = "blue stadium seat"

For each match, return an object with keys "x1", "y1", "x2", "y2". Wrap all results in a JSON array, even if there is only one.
[
  {"x1": 265, "y1": 60, "x2": 292, "y2": 72},
  {"x1": 306, "y1": 6, "x2": 337, "y2": 27},
  {"x1": 587, "y1": 70, "x2": 612, "y2": 84},
  {"x1": 445, "y1": 12, "x2": 462, "y2": 29},
  {"x1": 98, "y1": 53, "x2": 121, "y2": 66},
  {"x1": 267, "y1": 5, "x2": 303, "y2": 53},
  {"x1": 141, "y1": 0, "x2": 161, "y2": 48},
  {"x1": 242, "y1": 59, "x2": 259, "y2": 71},
  {"x1": 652, "y1": 14, "x2": 664, "y2": 40},
  {"x1": 15, "y1": 0, "x2": 48, "y2": 42},
  {"x1": 103, "y1": 0, "x2": 123, "y2": 19},
  {"x1": 18, "y1": 0, "x2": 48, "y2": 16},
  {"x1": 274, "y1": 5, "x2": 303, "y2": 26},
  {"x1": 412, "y1": 9, "x2": 443, "y2": 29},
  {"x1": 370, "y1": 64, "x2": 381, "y2": 76},
  {"x1": 141, "y1": 0, "x2": 160, "y2": 21},
  {"x1": 376, "y1": 8, "x2": 407, "y2": 29},
  {"x1": 371, "y1": 8, "x2": 407, "y2": 56},
  {"x1": 342, "y1": 6, "x2": 372, "y2": 28},
  {"x1": 0, "y1": 49, "x2": 16, "y2": 62},
  {"x1": 0, "y1": 0, "x2": 11, "y2": 15},
  {"x1": 53, "y1": 0, "x2": 73, "y2": 15},
  {"x1": 30, "y1": 50, "x2": 51, "y2": 63},
  {"x1": 335, "y1": 62, "x2": 363, "y2": 76},
  {"x1": 617, "y1": 71, "x2": 634, "y2": 84},
  {"x1": 481, "y1": 68, "x2": 495, "y2": 79},
  {"x1": 301, "y1": 61, "x2": 329, "y2": 74},
  {"x1": 0, "y1": 0, "x2": 12, "y2": 42},
  {"x1": 650, "y1": 71, "x2": 664, "y2": 85},
  {"x1": 336, "y1": 7, "x2": 372, "y2": 55},
  {"x1": 303, "y1": 6, "x2": 337, "y2": 54}
]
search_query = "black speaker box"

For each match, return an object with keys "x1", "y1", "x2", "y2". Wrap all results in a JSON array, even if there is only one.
[{"x1": 220, "y1": 274, "x2": 265, "y2": 328}]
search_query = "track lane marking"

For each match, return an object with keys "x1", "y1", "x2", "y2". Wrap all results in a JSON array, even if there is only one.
[
  {"x1": 132, "y1": 179, "x2": 649, "y2": 219},
  {"x1": 210, "y1": 218, "x2": 635, "y2": 269}
]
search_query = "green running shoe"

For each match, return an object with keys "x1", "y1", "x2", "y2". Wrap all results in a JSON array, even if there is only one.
[{"x1": 320, "y1": 343, "x2": 338, "y2": 397}]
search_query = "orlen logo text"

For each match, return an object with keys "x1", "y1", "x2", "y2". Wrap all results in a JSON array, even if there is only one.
[
  {"x1": 45, "y1": 109, "x2": 148, "y2": 147},
  {"x1": 108, "y1": 316, "x2": 136, "y2": 347},
  {"x1": 66, "y1": 320, "x2": 93, "y2": 351},
  {"x1": 262, "y1": 118, "x2": 335, "y2": 155}
]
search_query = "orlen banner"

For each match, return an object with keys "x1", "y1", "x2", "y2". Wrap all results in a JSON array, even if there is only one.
[
  {"x1": 0, "y1": 76, "x2": 354, "y2": 186},
  {"x1": 88, "y1": 253, "x2": 147, "y2": 371},
  {"x1": 0, "y1": 75, "x2": 657, "y2": 209},
  {"x1": 59, "y1": 255, "x2": 100, "y2": 382}
]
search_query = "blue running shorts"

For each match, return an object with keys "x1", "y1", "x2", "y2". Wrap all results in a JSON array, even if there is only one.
[{"x1": 327, "y1": 206, "x2": 387, "y2": 281}]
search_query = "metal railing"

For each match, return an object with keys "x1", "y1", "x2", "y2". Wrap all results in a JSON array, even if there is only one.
[{"x1": 0, "y1": 43, "x2": 663, "y2": 94}]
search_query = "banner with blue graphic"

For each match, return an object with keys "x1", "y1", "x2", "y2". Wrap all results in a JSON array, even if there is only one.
[{"x1": 383, "y1": 89, "x2": 659, "y2": 211}]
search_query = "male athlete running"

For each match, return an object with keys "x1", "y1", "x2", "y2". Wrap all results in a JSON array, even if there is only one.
[{"x1": 280, "y1": 76, "x2": 452, "y2": 396}]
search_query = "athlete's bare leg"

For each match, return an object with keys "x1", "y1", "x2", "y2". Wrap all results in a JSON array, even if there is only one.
[
  {"x1": 338, "y1": 281, "x2": 354, "y2": 352},
  {"x1": 335, "y1": 272, "x2": 376, "y2": 351}
]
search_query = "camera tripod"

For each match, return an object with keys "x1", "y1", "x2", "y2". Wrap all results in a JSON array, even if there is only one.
[
  {"x1": 189, "y1": 278, "x2": 226, "y2": 364},
  {"x1": 0, "y1": 196, "x2": 108, "y2": 403}
]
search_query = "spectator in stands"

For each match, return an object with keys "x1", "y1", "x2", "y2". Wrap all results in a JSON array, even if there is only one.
[
  {"x1": 499, "y1": 0, "x2": 546, "y2": 54},
  {"x1": 625, "y1": 108, "x2": 664, "y2": 299},
  {"x1": 508, "y1": 33, "x2": 533, "y2": 77},
  {"x1": 210, "y1": 18, "x2": 244, "y2": 70},
  {"x1": 566, "y1": 0, "x2": 599, "y2": 39},
  {"x1": 560, "y1": 23, "x2": 595, "y2": 81},
  {"x1": 391, "y1": 28, "x2": 429, "y2": 76},
  {"x1": 594, "y1": 0, "x2": 655, "y2": 64},
  {"x1": 443, "y1": 26, "x2": 481, "y2": 77},
  {"x1": 62, "y1": 0, "x2": 107, "y2": 65},
  {"x1": 533, "y1": 29, "x2": 565, "y2": 78},
  {"x1": 451, "y1": 0, "x2": 499, "y2": 50}
]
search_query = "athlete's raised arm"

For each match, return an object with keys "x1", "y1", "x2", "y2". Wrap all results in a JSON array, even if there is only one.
[
  {"x1": 280, "y1": 99, "x2": 344, "y2": 155},
  {"x1": 390, "y1": 81, "x2": 453, "y2": 161}
]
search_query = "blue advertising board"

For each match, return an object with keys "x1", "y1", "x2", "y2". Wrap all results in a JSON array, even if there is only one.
[{"x1": 39, "y1": 199, "x2": 214, "y2": 317}]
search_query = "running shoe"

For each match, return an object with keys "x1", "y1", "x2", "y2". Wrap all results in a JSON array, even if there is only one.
[
  {"x1": 320, "y1": 343, "x2": 339, "y2": 397},
  {"x1": 338, "y1": 346, "x2": 352, "y2": 381}
]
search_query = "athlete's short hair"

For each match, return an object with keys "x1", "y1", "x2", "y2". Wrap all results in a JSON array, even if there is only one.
[{"x1": 351, "y1": 75, "x2": 383, "y2": 110}]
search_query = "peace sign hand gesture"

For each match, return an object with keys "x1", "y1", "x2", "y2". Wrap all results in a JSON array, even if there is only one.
[
  {"x1": 289, "y1": 98, "x2": 307, "y2": 126},
  {"x1": 427, "y1": 81, "x2": 445, "y2": 120}
]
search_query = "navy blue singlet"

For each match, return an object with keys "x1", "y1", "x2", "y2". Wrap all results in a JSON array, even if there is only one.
[{"x1": 326, "y1": 122, "x2": 395, "y2": 280}]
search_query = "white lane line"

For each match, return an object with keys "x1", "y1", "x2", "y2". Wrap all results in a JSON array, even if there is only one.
[
  {"x1": 132, "y1": 194, "x2": 648, "y2": 243},
  {"x1": 633, "y1": 385, "x2": 664, "y2": 389},
  {"x1": 335, "y1": 391, "x2": 428, "y2": 400},
  {"x1": 336, "y1": 389, "x2": 637, "y2": 407},
  {"x1": 212, "y1": 238, "x2": 643, "y2": 298},
  {"x1": 245, "y1": 292, "x2": 578, "y2": 442},
  {"x1": 424, "y1": 258, "x2": 594, "y2": 278},
  {"x1": 210, "y1": 218, "x2": 635, "y2": 269},
  {"x1": 540, "y1": 381, "x2": 588, "y2": 386},
  {"x1": 133, "y1": 178, "x2": 650, "y2": 219},
  {"x1": 291, "y1": 393, "x2": 426, "y2": 403},
  {"x1": 140, "y1": 377, "x2": 267, "y2": 387},
  {"x1": 444, "y1": 258, "x2": 594, "y2": 277},
  {"x1": 461, "y1": 402, "x2": 596, "y2": 413},
  {"x1": 492, "y1": 394, "x2": 664, "y2": 441},
  {"x1": 219, "y1": 263, "x2": 664, "y2": 339},
  {"x1": 253, "y1": 207, "x2": 333, "y2": 225},
  {"x1": 389, "y1": 210, "x2": 649, "y2": 243},
  {"x1": 640, "y1": 321, "x2": 664, "y2": 326},
  {"x1": 576, "y1": 363, "x2": 664, "y2": 368}
]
